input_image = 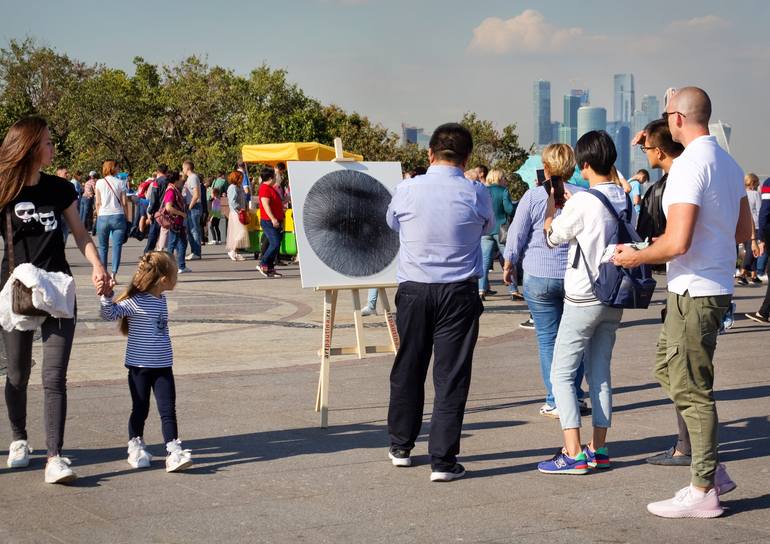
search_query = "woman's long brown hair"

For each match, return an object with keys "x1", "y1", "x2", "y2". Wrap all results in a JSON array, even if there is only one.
[{"x1": 0, "y1": 116, "x2": 48, "y2": 210}]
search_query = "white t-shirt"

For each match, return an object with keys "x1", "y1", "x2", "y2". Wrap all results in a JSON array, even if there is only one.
[
  {"x1": 662, "y1": 135, "x2": 744, "y2": 296},
  {"x1": 183, "y1": 173, "x2": 200, "y2": 206},
  {"x1": 96, "y1": 176, "x2": 127, "y2": 216},
  {"x1": 548, "y1": 182, "x2": 635, "y2": 306}
]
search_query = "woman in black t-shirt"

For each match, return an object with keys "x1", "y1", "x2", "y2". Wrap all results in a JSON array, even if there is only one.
[{"x1": 0, "y1": 116, "x2": 111, "y2": 484}]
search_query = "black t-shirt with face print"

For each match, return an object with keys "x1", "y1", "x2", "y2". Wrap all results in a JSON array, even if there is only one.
[{"x1": 1, "y1": 173, "x2": 78, "y2": 286}]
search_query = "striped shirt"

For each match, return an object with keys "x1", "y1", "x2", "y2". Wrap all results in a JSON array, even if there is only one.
[
  {"x1": 100, "y1": 292, "x2": 173, "y2": 368},
  {"x1": 503, "y1": 183, "x2": 584, "y2": 279}
]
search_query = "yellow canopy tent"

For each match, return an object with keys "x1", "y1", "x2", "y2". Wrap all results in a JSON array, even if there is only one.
[{"x1": 240, "y1": 142, "x2": 363, "y2": 164}]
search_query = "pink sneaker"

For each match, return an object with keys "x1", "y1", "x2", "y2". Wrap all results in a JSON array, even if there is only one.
[
  {"x1": 715, "y1": 463, "x2": 737, "y2": 495},
  {"x1": 647, "y1": 486, "x2": 724, "y2": 518}
]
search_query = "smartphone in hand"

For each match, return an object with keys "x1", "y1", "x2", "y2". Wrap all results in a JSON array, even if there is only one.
[
  {"x1": 543, "y1": 176, "x2": 566, "y2": 208},
  {"x1": 536, "y1": 169, "x2": 546, "y2": 186}
]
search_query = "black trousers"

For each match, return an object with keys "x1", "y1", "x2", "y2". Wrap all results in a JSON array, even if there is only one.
[
  {"x1": 760, "y1": 228, "x2": 770, "y2": 317},
  {"x1": 388, "y1": 280, "x2": 483, "y2": 471},
  {"x1": 3, "y1": 314, "x2": 76, "y2": 456},
  {"x1": 127, "y1": 367, "x2": 178, "y2": 444}
]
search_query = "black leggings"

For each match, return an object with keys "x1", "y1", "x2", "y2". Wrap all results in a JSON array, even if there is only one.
[
  {"x1": 127, "y1": 367, "x2": 178, "y2": 444},
  {"x1": 3, "y1": 314, "x2": 76, "y2": 456},
  {"x1": 209, "y1": 217, "x2": 221, "y2": 243}
]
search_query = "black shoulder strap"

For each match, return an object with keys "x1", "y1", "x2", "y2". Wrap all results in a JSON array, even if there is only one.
[{"x1": 588, "y1": 187, "x2": 633, "y2": 224}]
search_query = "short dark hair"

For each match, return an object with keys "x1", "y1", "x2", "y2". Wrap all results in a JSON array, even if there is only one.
[
  {"x1": 476, "y1": 165, "x2": 489, "y2": 177},
  {"x1": 260, "y1": 166, "x2": 275, "y2": 182},
  {"x1": 409, "y1": 166, "x2": 427, "y2": 177},
  {"x1": 635, "y1": 169, "x2": 650, "y2": 182},
  {"x1": 166, "y1": 171, "x2": 180, "y2": 184},
  {"x1": 157, "y1": 163, "x2": 168, "y2": 175},
  {"x1": 429, "y1": 123, "x2": 473, "y2": 165},
  {"x1": 643, "y1": 119, "x2": 684, "y2": 158},
  {"x1": 575, "y1": 130, "x2": 617, "y2": 177},
  {"x1": 276, "y1": 162, "x2": 286, "y2": 170}
]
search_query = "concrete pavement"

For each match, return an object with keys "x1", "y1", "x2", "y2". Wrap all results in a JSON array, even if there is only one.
[{"x1": 0, "y1": 240, "x2": 769, "y2": 543}]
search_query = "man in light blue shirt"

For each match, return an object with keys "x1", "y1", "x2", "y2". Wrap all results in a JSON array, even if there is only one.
[{"x1": 385, "y1": 123, "x2": 492, "y2": 482}]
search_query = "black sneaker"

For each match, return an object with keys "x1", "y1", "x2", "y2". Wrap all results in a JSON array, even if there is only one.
[
  {"x1": 431, "y1": 463, "x2": 466, "y2": 482},
  {"x1": 388, "y1": 447, "x2": 411, "y2": 467},
  {"x1": 646, "y1": 447, "x2": 691, "y2": 466},
  {"x1": 736, "y1": 276, "x2": 749, "y2": 286},
  {"x1": 745, "y1": 312, "x2": 770, "y2": 324},
  {"x1": 519, "y1": 318, "x2": 535, "y2": 330},
  {"x1": 751, "y1": 276, "x2": 763, "y2": 284}
]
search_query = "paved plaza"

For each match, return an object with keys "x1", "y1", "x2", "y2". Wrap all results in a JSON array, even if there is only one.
[{"x1": 1, "y1": 240, "x2": 769, "y2": 543}]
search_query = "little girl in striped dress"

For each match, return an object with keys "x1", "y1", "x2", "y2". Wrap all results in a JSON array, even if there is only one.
[{"x1": 101, "y1": 251, "x2": 192, "y2": 472}]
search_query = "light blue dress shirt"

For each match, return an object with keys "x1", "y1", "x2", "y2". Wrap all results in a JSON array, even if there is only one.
[{"x1": 386, "y1": 165, "x2": 493, "y2": 284}]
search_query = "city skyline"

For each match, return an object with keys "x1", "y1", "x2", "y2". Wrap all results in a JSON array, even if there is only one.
[{"x1": 1, "y1": 1, "x2": 768, "y2": 174}]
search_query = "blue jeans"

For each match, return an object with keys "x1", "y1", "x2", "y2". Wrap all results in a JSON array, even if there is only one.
[
  {"x1": 480, "y1": 234, "x2": 501, "y2": 292},
  {"x1": 185, "y1": 204, "x2": 202, "y2": 257},
  {"x1": 260, "y1": 220, "x2": 282, "y2": 268},
  {"x1": 79, "y1": 197, "x2": 94, "y2": 231},
  {"x1": 96, "y1": 214, "x2": 126, "y2": 274},
  {"x1": 523, "y1": 273, "x2": 585, "y2": 406},
  {"x1": 167, "y1": 229, "x2": 187, "y2": 270},
  {"x1": 551, "y1": 303, "x2": 623, "y2": 430}
]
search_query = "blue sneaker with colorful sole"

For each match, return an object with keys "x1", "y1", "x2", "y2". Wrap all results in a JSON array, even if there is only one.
[
  {"x1": 537, "y1": 449, "x2": 590, "y2": 475},
  {"x1": 583, "y1": 445, "x2": 611, "y2": 469}
]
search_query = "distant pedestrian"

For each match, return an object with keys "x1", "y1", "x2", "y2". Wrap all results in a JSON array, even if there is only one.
[
  {"x1": 162, "y1": 172, "x2": 190, "y2": 274},
  {"x1": 257, "y1": 166, "x2": 285, "y2": 278},
  {"x1": 95, "y1": 160, "x2": 128, "y2": 284},
  {"x1": 207, "y1": 187, "x2": 223, "y2": 245},
  {"x1": 226, "y1": 170, "x2": 249, "y2": 261},
  {"x1": 181, "y1": 160, "x2": 202, "y2": 261},
  {"x1": 100, "y1": 251, "x2": 193, "y2": 473}
]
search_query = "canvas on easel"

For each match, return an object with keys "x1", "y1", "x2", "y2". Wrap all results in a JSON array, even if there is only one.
[{"x1": 288, "y1": 158, "x2": 402, "y2": 427}]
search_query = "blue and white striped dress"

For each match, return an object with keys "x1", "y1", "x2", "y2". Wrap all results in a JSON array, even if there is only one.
[{"x1": 100, "y1": 292, "x2": 173, "y2": 368}]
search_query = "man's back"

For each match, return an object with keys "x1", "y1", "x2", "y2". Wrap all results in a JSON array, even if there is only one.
[
  {"x1": 386, "y1": 165, "x2": 492, "y2": 284},
  {"x1": 663, "y1": 135, "x2": 744, "y2": 296}
]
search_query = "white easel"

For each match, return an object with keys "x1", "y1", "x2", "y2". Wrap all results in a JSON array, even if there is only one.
[{"x1": 313, "y1": 138, "x2": 400, "y2": 428}]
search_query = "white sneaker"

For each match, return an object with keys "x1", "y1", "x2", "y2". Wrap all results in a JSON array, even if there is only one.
[
  {"x1": 185, "y1": 253, "x2": 201, "y2": 260},
  {"x1": 647, "y1": 485, "x2": 724, "y2": 518},
  {"x1": 165, "y1": 439, "x2": 193, "y2": 473},
  {"x1": 539, "y1": 404, "x2": 559, "y2": 418},
  {"x1": 178, "y1": 267, "x2": 192, "y2": 274},
  {"x1": 44, "y1": 455, "x2": 77, "y2": 484},
  {"x1": 206, "y1": 240, "x2": 217, "y2": 245},
  {"x1": 7, "y1": 439, "x2": 32, "y2": 468},
  {"x1": 127, "y1": 437, "x2": 152, "y2": 469},
  {"x1": 361, "y1": 306, "x2": 376, "y2": 317}
]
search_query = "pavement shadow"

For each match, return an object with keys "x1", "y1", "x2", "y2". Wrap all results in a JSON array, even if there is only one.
[{"x1": 723, "y1": 493, "x2": 770, "y2": 516}]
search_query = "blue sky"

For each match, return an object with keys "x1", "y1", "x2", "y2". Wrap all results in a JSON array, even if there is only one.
[{"x1": 2, "y1": 0, "x2": 769, "y2": 173}]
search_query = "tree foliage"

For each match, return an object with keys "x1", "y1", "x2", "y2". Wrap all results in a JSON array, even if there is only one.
[{"x1": 1, "y1": 39, "x2": 528, "y2": 185}]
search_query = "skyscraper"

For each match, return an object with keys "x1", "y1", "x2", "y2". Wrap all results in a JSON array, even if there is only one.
[
  {"x1": 709, "y1": 121, "x2": 732, "y2": 152},
  {"x1": 570, "y1": 89, "x2": 590, "y2": 106},
  {"x1": 641, "y1": 95, "x2": 660, "y2": 117},
  {"x1": 613, "y1": 74, "x2": 635, "y2": 123},
  {"x1": 607, "y1": 121, "x2": 631, "y2": 177},
  {"x1": 533, "y1": 80, "x2": 552, "y2": 145},
  {"x1": 577, "y1": 106, "x2": 607, "y2": 139},
  {"x1": 563, "y1": 95, "x2": 581, "y2": 129}
]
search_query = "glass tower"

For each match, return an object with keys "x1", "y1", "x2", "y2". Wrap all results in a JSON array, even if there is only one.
[
  {"x1": 533, "y1": 80, "x2": 552, "y2": 145},
  {"x1": 613, "y1": 74, "x2": 635, "y2": 123},
  {"x1": 577, "y1": 106, "x2": 607, "y2": 139}
]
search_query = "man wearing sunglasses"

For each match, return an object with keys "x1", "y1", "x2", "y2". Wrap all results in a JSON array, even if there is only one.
[{"x1": 615, "y1": 87, "x2": 753, "y2": 518}]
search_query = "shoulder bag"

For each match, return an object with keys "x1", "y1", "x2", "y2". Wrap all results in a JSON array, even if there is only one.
[{"x1": 5, "y1": 211, "x2": 49, "y2": 317}]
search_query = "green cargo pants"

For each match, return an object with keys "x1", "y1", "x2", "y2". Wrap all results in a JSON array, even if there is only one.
[{"x1": 653, "y1": 290, "x2": 730, "y2": 488}]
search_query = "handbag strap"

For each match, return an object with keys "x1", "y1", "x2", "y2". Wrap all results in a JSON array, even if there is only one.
[
  {"x1": 5, "y1": 208, "x2": 15, "y2": 272},
  {"x1": 103, "y1": 177, "x2": 123, "y2": 207}
]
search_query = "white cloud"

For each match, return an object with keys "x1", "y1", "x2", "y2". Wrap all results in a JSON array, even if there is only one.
[
  {"x1": 468, "y1": 9, "x2": 596, "y2": 55},
  {"x1": 666, "y1": 15, "x2": 730, "y2": 32}
]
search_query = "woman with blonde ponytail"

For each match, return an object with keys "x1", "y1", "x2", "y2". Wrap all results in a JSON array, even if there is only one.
[
  {"x1": 1, "y1": 116, "x2": 110, "y2": 484},
  {"x1": 100, "y1": 251, "x2": 193, "y2": 473}
]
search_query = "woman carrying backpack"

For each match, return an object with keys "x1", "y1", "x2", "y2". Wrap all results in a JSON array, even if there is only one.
[{"x1": 537, "y1": 131, "x2": 635, "y2": 475}]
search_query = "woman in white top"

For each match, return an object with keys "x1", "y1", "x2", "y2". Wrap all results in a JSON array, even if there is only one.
[
  {"x1": 95, "y1": 160, "x2": 128, "y2": 282},
  {"x1": 537, "y1": 131, "x2": 633, "y2": 475}
]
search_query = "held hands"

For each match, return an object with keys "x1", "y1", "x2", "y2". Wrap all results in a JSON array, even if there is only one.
[{"x1": 92, "y1": 266, "x2": 113, "y2": 297}]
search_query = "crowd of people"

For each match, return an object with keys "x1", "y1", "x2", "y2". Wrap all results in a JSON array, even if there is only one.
[{"x1": 0, "y1": 86, "x2": 767, "y2": 521}]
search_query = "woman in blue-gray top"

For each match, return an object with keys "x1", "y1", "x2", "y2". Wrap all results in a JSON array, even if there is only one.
[
  {"x1": 502, "y1": 144, "x2": 587, "y2": 419},
  {"x1": 101, "y1": 251, "x2": 193, "y2": 473}
]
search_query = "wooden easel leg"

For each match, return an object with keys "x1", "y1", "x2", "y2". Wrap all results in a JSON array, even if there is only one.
[
  {"x1": 315, "y1": 290, "x2": 337, "y2": 427},
  {"x1": 379, "y1": 288, "x2": 400, "y2": 352},
  {"x1": 351, "y1": 289, "x2": 365, "y2": 359}
]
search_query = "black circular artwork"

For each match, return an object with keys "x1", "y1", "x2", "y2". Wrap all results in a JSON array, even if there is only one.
[{"x1": 303, "y1": 169, "x2": 399, "y2": 277}]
